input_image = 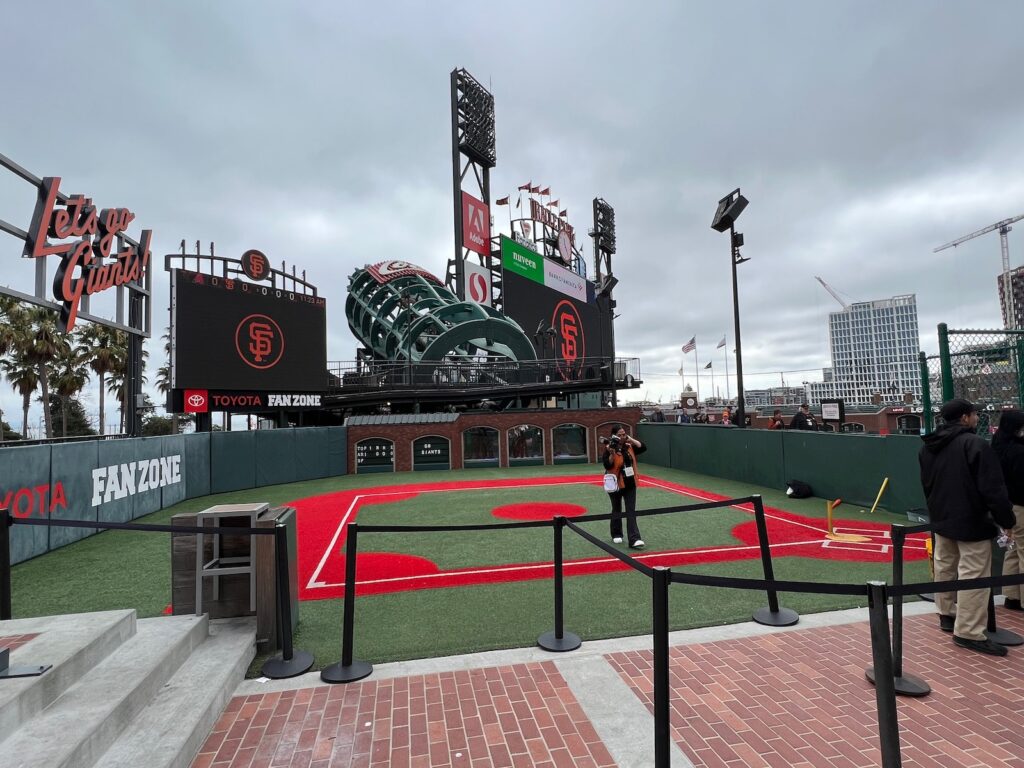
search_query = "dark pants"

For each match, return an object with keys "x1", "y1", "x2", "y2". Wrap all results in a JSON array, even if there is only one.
[{"x1": 609, "y1": 485, "x2": 641, "y2": 544}]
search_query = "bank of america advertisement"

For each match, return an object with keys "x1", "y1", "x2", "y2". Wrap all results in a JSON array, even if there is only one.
[{"x1": 500, "y1": 236, "x2": 588, "y2": 303}]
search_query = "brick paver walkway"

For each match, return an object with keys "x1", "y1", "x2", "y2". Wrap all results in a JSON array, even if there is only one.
[
  {"x1": 194, "y1": 662, "x2": 615, "y2": 768},
  {"x1": 0, "y1": 633, "x2": 39, "y2": 652},
  {"x1": 608, "y1": 610, "x2": 1024, "y2": 767}
]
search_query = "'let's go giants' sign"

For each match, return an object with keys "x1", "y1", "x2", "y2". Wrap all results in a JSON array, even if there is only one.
[{"x1": 23, "y1": 177, "x2": 152, "y2": 331}]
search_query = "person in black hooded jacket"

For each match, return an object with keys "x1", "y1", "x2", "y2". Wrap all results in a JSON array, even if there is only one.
[
  {"x1": 919, "y1": 398, "x2": 1015, "y2": 656},
  {"x1": 993, "y1": 409, "x2": 1024, "y2": 611}
]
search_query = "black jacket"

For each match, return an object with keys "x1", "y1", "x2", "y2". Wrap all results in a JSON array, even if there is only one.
[
  {"x1": 789, "y1": 411, "x2": 817, "y2": 431},
  {"x1": 993, "y1": 410, "x2": 1024, "y2": 506},
  {"x1": 919, "y1": 424, "x2": 1014, "y2": 541}
]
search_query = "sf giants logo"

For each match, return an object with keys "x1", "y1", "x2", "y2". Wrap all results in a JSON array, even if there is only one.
[
  {"x1": 552, "y1": 300, "x2": 585, "y2": 380},
  {"x1": 235, "y1": 314, "x2": 284, "y2": 369},
  {"x1": 240, "y1": 249, "x2": 271, "y2": 281}
]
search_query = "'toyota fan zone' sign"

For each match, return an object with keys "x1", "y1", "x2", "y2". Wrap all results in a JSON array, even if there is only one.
[{"x1": 23, "y1": 176, "x2": 152, "y2": 331}]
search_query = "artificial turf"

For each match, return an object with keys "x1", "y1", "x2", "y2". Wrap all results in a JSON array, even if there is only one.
[{"x1": 7, "y1": 463, "x2": 930, "y2": 676}]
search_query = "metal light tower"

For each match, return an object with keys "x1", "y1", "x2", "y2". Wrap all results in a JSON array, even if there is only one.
[{"x1": 711, "y1": 189, "x2": 750, "y2": 427}]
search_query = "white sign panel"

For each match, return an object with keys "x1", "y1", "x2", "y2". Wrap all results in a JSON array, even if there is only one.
[
  {"x1": 543, "y1": 259, "x2": 587, "y2": 302},
  {"x1": 463, "y1": 260, "x2": 492, "y2": 307}
]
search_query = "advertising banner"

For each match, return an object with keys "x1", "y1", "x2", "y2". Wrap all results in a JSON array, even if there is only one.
[
  {"x1": 543, "y1": 259, "x2": 587, "y2": 302},
  {"x1": 461, "y1": 191, "x2": 491, "y2": 256},
  {"x1": 463, "y1": 260, "x2": 492, "y2": 306},
  {"x1": 500, "y1": 236, "x2": 545, "y2": 285}
]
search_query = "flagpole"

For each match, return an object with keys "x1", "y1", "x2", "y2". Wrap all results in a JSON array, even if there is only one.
[
  {"x1": 710, "y1": 363, "x2": 715, "y2": 401},
  {"x1": 694, "y1": 341, "x2": 700, "y2": 403},
  {"x1": 724, "y1": 335, "x2": 730, "y2": 401}
]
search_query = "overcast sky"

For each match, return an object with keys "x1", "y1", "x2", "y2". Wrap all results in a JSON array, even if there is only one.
[{"x1": 3, "y1": 1, "x2": 1024, "y2": 432}]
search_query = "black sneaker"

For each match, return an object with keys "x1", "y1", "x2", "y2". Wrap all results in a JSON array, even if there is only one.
[
  {"x1": 1005, "y1": 598, "x2": 1023, "y2": 611},
  {"x1": 939, "y1": 615, "x2": 954, "y2": 633},
  {"x1": 953, "y1": 635, "x2": 1008, "y2": 656}
]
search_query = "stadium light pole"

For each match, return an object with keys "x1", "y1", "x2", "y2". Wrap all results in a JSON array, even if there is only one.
[{"x1": 711, "y1": 189, "x2": 750, "y2": 428}]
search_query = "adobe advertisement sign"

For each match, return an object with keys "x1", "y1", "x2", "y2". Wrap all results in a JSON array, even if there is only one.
[
  {"x1": 461, "y1": 191, "x2": 490, "y2": 256},
  {"x1": 22, "y1": 176, "x2": 152, "y2": 332},
  {"x1": 171, "y1": 270, "x2": 327, "y2": 392}
]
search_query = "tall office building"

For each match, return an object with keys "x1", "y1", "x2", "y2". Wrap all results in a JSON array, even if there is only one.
[
  {"x1": 807, "y1": 294, "x2": 921, "y2": 406},
  {"x1": 997, "y1": 266, "x2": 1024, "y2": 330}
]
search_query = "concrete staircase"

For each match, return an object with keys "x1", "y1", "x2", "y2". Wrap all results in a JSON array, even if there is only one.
[{"x1": 0, "y1": 610, "x2": 255, "y2": 768}]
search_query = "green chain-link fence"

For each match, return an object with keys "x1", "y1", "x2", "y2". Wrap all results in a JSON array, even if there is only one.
[{"x1": 919, "y1": 323, "x2": 1024, "y2": 436}]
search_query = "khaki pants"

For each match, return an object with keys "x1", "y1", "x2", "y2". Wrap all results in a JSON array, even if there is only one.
[
  {"x1": 934, "y1": 534, "x2": 992, "y2": 641},
  {"x1": 1001, "y1": 505, "x2": 1024, "y2": 601}
]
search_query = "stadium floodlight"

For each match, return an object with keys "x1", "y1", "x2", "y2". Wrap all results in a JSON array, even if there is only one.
[
  {"x1": 711, "y1": 188, "x2": 750, "y2": 429},
  {"x1": 455, "y1": 70, "x2": 496, "y2": 168}
]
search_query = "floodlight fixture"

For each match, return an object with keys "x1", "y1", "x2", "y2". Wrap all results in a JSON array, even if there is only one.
[
  {"x1": 598, "y1": 274, "x2": 619, "y2": 296},
  {"x1": 455, "y1": 70, "x2": 496, "y2": 168},
  {"x1": 711, "y1": 189, "x2": 749, "y2": 233}
]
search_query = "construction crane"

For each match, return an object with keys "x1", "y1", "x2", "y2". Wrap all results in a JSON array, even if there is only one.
[
  {"x1": 815, "y1": 276, "x2": 849, "y2": 309},
  {"x1": 934, "y1": 214, "x2": 1024, "y2": 329}
]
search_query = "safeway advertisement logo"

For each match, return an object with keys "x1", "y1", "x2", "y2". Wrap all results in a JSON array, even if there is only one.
[
  {"x1": 463, "y1": 260, "x2": 491, "y2": 306},
  {"x1": 184, "y1": 389, "x2": 208, "y2": 413},
  {"x1": 462, "y1": 191, "x2": 490, "y2": 256}
]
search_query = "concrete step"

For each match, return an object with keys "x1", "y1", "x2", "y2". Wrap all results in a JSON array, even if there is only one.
[
  {"x1": 0, "y1": 609, "x2": 136, "y2": 740},
  {"x1": 0, "y1": 613, "x2": 208, "y2": 768},
  {"x1": 96, "y1": 617, "x2": 256, "y2": 768}
]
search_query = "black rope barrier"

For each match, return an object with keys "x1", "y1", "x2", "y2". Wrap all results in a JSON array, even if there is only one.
[
  {"x1": 537, "y1": 516, "x2": 581, "y2": 652},
  {"x1": 865, "y1": 525, "x2": 930, "y2": 697},
  {"x1": 751, "y1": 495, "x2": 799, "y2": 627},
  {"x1": 867, "y1": 581, "x2": 902, "y2": 768},
  {"x1": 0, "y1": 507, "x2": 311, "y2": 680},
  {"x1": 564, "y1": 519, "x2": 656, "y2": 577},
  {"x1": 321, "y1": 522, "x2": 373, "y2": 684}
]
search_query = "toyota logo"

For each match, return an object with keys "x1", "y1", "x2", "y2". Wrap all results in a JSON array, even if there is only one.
[{"x1": 187, "y1": 393, "x2": 206, "y2": 408}]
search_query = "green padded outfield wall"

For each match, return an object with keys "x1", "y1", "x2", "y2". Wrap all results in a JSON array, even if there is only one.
[
  {"x1": 2, "y1": 426, "x2": 351, "y2": 565},
  {"x1": 638, "y1": 424, "x2": 927, "y2": 512}
]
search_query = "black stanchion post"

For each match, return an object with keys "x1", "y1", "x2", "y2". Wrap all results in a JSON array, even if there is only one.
[
  {"x1": 750, "y1": 496, "x2": 799, "y2": 627},
  {"x1": 867, "y1": 581, "x2": 903, "y2": 767},
  {"x1": 1, "y1": 508, "x2": 11, "y2": 621},
  {"x1": 538, "y1": 516, "x2": 581, "y2": 652},
  {"x1": 261, "y1": 524, "x2": 314, "y2": 679},
  {"x1": 986, "y1": 590, "x2": 1024, "y2": 646},
  {"x1": 865, "y1": 527, "x2": 930, "y2": 696},
  {"x1": 322, "y1": 522, "x2": 373, "y2": 683},
  {"x1": 652, "y1": 566, "x2": 671, "y2": 768}
]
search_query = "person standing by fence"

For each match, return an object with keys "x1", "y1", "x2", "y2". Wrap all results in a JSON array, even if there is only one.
[
  {"x1": 993, "y1": 409, "x2": 1024, "y2": 611},
  {"x1": 919, "y1": 398, "x2": 1015, "y2": 656}
]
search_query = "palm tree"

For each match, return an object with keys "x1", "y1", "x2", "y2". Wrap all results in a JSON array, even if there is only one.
[
  {"x1": 79, "y1": 324, "x2": 121, "y2": 435},
  {"x1": 106, "y1": 333, "x2": 146, "y2": 433},
  {"x1": 22, "y1": 307, "x2": 61, "y2": 438},
  {"x1": 155, "y1": 327, "x2": 177, "y2": 434},
  {"x1": 1, "y1": 357, "x2": 39, "y2": 439},
  {"x1": 49, "y1": 337, "x2": 89, "y2": 438}
]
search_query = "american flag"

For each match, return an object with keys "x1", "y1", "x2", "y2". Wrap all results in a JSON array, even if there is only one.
[{"x1": 681, "y1": 336, "x2": 696, "y2": 354}]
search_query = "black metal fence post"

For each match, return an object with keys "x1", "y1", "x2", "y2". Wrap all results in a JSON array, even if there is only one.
[
  {"x1": 652, "y1": 566, "x2": 671, "y2": 768},
  {"x1": 865, "y1": 526, "x2": 930, "y2": 696},
  {"x1": 986, "y1": 590, "x2": 1024, "y2": 646},
  {"x1": 538, "y1": 516, "x2": 581, "y2": 652},
  {"x1": 1, "y1": 508, "x2": 11, "y2": 621},
  {"x1": 321, "y1": 522, "x2": 373, "y2": 683},
  {"x1": 261, "y1": 523, "x2": 314, "y2": 679},
  {"x1": 750, "y1": 496, "x2": 799, "y2": 627},
  {"x1": 867, "y1": 581, "x2": 903, "y2": 767}
]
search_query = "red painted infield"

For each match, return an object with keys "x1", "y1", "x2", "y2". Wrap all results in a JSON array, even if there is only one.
[{"x1": 288, "y1": 475, "x2": 928, "y2": 601}]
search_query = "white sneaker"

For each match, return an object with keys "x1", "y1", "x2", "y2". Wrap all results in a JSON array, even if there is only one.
[
  {"x1": 612, "y1": 537, "x2": 623, "y2": 544},
  {"x1": 630, "y1": 540, "x2": 645, "y2": 550}
]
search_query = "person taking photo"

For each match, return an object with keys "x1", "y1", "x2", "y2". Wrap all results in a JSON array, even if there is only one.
[{"x1": 602, "y1": 424, "x2": 647, "y2": 549}]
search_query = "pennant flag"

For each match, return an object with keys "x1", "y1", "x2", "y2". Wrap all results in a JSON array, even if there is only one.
[
  {"x1": 705, "y1": 361, "x2": 713, "y2": 369},
  {"x1": 518, "y1": 182, "x2": 532, "y2": 191},
  {"x1": 559, "y1": 209, "x2": 568, "y2": 217},
  {"x1": 530, "y1": 185, "x2": 541, "y2": 194},
  {"x1": 496, "y1": 196, "x2": 510, "y2": 205},
  {"x1": 540, "y1": 187, "x2": 550, "y2": 196},
  {"x1": 516, "y1": 195, "x2": 522, "y2": 209},
  {"x1": 717, "y1": 335, "x2": 726, "y2": 349},
  {"x1": 681, "y1": 337, "x2": 696, "y2": 354},
  {"x1": 547, "y1": 200, "x2": 560, "y2": 208}
]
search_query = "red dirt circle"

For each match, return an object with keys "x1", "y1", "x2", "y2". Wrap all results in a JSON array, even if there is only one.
[{"x1": 491, "y1": 502, "x2": 588, "y2": 521}]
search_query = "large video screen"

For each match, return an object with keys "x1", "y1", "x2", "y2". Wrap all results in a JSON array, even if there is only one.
[
  {"x1": 501, "y1": 264, "x2": 613, "y2": 374},
  {"x1": 171, "y1": 270, "x2": 327, "y2": 391}
]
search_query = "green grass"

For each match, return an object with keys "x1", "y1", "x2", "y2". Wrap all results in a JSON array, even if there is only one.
[{"x1": 8, "y1": 463, "x2": 927, "y2": 676}]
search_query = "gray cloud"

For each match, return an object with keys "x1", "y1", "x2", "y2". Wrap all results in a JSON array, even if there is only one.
[{"x1": 2, "y1": 0, "x2": 1024, "y2": 431}]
